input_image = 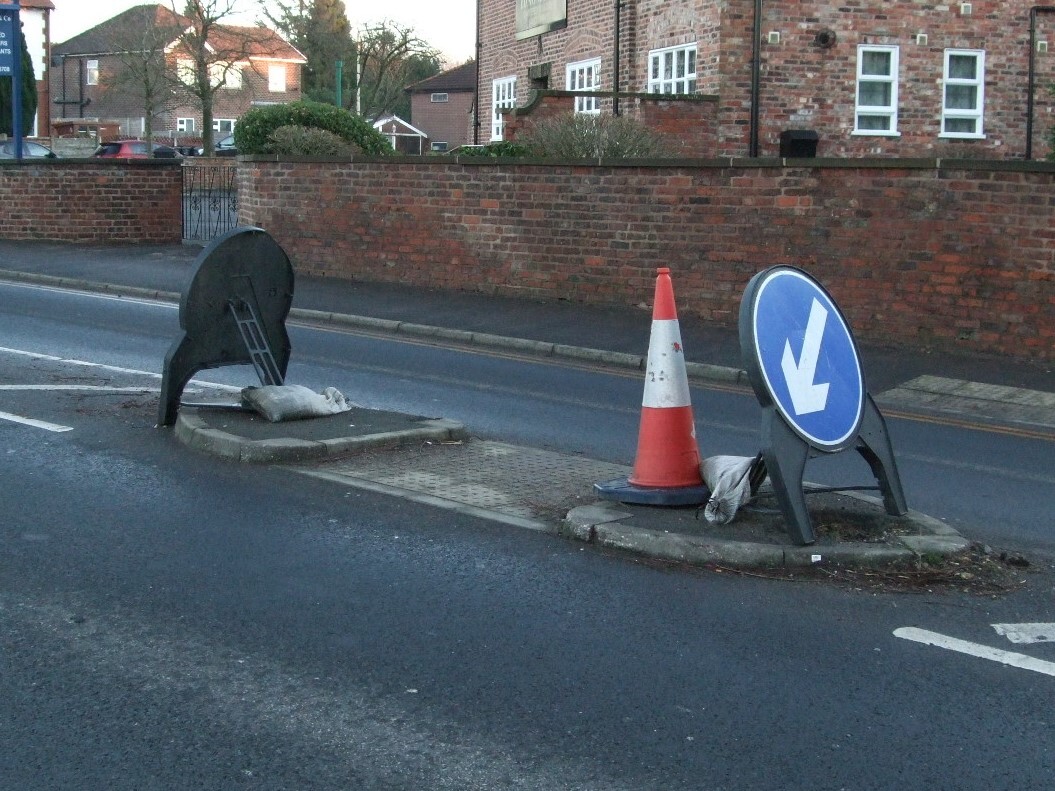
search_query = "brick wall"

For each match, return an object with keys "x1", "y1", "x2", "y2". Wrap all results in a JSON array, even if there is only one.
[
  {"x1": 0, "y1": 161, "x2": 182, "y2": 243},
  {"x1": 239, "y1": 157, "x2": 1055, "y2": 361}
]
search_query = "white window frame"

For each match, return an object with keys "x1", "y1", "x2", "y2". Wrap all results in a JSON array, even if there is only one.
[
  {"x1": 647, "y1": 44, "x2": 697, "y2": 95},
  {"x1": 86, "y1": 59, "x2": 99, "y2": 86},
  {"x1": 854, "y1": 45, "x2": 899, "y2": 136},
  {"x1": 941, "y1": 49, "x2": 985, "y2": 139},
  {"x1": 491, "y1": 76, "x2": 517, "y2": 141},
  {"x1": 431, "y1": 141, "x2": 449, "y2": 152},
  {"x1": 212, "y1": 118, "x2": 236, "y2": 134},
  {"x1": 268, "y1": 64, "x2": 287, "y2": 93},
  {"x1": 177, "y1": 117, "x2": 196, "y2": 133},
  {"x1": 431, "y1": 92, "x2": 449, "y2": 103},
  {"x1": 566, "y1": 58, "x2": 601, "y2": 114}
]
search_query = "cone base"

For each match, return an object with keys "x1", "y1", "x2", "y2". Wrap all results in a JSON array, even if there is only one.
[{"x1": 594, "y1": 478, "x2": 710, "y2": 506}]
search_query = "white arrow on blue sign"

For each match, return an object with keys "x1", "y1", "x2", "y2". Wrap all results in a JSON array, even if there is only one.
[{"x1": 750, "y1": 268, "x2": 864, "y2": 450}]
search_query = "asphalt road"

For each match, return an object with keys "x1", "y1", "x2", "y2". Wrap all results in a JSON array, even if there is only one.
[{"x1": 1, "y1": 281, "x2": 1053, "y2": 789}]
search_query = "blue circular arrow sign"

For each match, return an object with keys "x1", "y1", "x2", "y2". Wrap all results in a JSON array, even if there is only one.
[{"x1": 741, "y1": 267, "x2": 864, "y2": 451}]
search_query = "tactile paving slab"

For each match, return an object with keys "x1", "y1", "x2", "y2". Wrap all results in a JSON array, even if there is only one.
[{"x1": 321, "y1": 440, "x2": 630, "y2": 523}]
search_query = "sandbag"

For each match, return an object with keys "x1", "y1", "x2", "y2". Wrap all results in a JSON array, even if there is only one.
[
  {"x1": 700, "y1": 454, "x2": 766, "y2": 524},
  {"x1": 241, "y1": 385, "x2": 353, "y2": 422}
]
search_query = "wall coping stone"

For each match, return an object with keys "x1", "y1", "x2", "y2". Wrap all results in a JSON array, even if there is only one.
[{"x1": 238, "y1": 155, "x2": 1055, "y2": 175}]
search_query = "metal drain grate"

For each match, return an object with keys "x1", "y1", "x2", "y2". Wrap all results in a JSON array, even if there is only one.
[{"x1": 322, "y1": 440, "x2": 630, "y2": 523}]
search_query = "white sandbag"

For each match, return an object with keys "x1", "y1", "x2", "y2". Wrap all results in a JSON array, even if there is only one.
[
  {"x1": 241, "y1": 385, "x2": 353, "y2": 422},
  {"x1": 700, "y1": 455, "x2": 764, "y2": 525}
]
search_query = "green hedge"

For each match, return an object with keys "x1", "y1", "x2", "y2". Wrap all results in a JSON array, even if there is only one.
[{"x1": 234, "y1": 101, "x2": 392, "y2": 155}]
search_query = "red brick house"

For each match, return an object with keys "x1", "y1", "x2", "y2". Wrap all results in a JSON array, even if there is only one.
[
  {"x1": 49, "y1": 3, "x2": 305, "y2": 143},
  {"x1": 477, "y1": 0, "x2": 1055, "y2": 160},
  {"x1": 405, "y1": 61, "x2": 476, "y2": 152}
]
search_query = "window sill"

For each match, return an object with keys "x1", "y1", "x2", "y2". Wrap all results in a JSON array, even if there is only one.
[
  {"x1": 939, "y1": 133, "x2": 986, "y2": 140},
  {"x1": 851, "y1": 130, "x2": 901, "y2": 137}
]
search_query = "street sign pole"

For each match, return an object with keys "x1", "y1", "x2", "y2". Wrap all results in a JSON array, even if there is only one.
[
  {"x1": 739, "y1": 266, "x2": 907, "y2": 545},
  {"x1": 0, "y1": 2, "x2": 22, "y2": 160}
]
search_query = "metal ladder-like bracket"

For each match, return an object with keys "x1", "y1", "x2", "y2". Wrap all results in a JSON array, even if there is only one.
[{"x1": 228, "y1": 297, "x2": 284, "y2": 386}]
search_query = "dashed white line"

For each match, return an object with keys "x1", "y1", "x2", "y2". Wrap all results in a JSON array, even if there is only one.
[
  {"x1": 0, "y1": 345, "x2": 242, "y2": 393},
  {"x1": 0, "y1": 385, "x2": 159, "y2": 392},
  {"x1": 992, "y1": 623, "x2": 1055, "y2": 645},
  {"x1": 894, "y1": 627, "x2": 1055, "y2": 677},
  {"x1": 0, "y1": 410, "x2": 73, "y2": 433}
]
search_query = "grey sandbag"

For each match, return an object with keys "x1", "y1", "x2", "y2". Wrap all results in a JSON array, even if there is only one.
[
  {"x1": 700, "y1": 454, "x2": 766, "y2": 524},
  {"x1": 241, "y1": 385, "x2": 353, "y2": 422}
]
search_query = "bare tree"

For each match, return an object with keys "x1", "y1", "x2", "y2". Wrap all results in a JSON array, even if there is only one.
[
  {"x1": 100, "y1": 7, "x2": 185, "y2": 146},
  {"x1": 170, "y1": 0, "x2": 277, "y2": 154},
  {"x1": 353, "y1": 21, "x2": 440, "y2": 119}
]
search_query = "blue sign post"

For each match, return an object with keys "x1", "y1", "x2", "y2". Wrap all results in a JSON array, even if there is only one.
[
  {"x1": 0, "y1": 2, "x2": 23, "y2": 161},
  {"x1": 739, "y1": 266, "x2": 907, "y2": 545}
]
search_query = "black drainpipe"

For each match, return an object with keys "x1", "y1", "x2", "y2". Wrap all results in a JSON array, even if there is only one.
[
  {"x1": 613, "y1": 0, "x2": 621, "y2": 116},
  {"x1": 1026, "y1": 6, "x2": 1055, "y2": 160},
  {"x1": 473, "y1": 0, "x2": 481, "y2": 144},
  {"x1": 749, "y1": 0, "x2": 763, "y2": 157}
]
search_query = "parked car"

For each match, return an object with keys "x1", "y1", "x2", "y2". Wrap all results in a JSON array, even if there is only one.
[
  {"x1": 215, "y1": 134, "x2": 238, "y2": 156},
  {"x1": 92, "y1": 140, "x2": 182, "y2": 159},
  {"x1": 194, "y1": 135, "x2": 238, "y2": 156},
  {"x1": 0, "y1": 140, "x2": 58, "y2": 159}
]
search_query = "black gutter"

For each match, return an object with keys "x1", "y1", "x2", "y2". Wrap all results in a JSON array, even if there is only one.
[
  {"x1": 473, "y1": 0, "x2": 481, "y2": 144},
  {"x1": 749, "y1": 0, "x2": 762, "y2": 157},
  {"x1": 1026, "y1": 6, "x2": 1055, "y2": 160},
  {"x1": 613, "y1": 0, "x2": 621, "y2": 116}
]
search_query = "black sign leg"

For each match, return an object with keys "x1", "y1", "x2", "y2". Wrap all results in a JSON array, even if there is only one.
[
  {"x1": 855, "y1": 394, "x2": 908, "y2": 517},
  {"x1": 761, "y1": 407, "x2": 816, "y2": 545},
  {"x1": 157, "y1": 334, "x2": 200, "y2": 428}
]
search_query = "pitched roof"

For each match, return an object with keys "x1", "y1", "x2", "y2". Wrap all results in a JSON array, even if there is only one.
[
  {"x1": 373, "y1": 115, "x2": 428, "y2": 137},
  {"x1": 20, "y1": 0, "x2": 56, "y2": 9},
  {"x1": 406, "y1": 61, "x2": 476, "y2": 94},
  {"x1": 53, "y1": 4, "x2": 183, "y2": 55},
  {"x1": 206, "y1": 24, "x2": 305, "y2": 63},
  {"x1": 52, "y1": 3, "x2": 304, "y2": 63}
]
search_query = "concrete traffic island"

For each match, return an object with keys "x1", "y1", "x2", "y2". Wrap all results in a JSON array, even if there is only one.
[
  {"x1": 174, "y1": 405, "x2": 468, "y2": 464},
  {"x1": 562, "y1": 487, "x2": 971, "y2": 570}
]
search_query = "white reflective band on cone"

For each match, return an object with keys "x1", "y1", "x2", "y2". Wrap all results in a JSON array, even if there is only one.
[{"x1": 641, "y1": 319, "x2": 692, "y2": 408}]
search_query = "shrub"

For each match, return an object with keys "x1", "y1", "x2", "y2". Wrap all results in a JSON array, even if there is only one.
[
  {"x1": 264, "y1": 125, "x2": 357, "y2": 157},
  {"x1": 234, "y1": 101, "x2": 392, "y2": 155},
  {"x1": 518, "y1": 113, "x2": 669, "y2": 159},
  {"x1": 455, "y1": 141, "x2": 531, "y2": 158}
]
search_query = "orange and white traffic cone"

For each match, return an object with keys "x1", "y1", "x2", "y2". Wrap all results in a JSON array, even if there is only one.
[{"x1": 596, "y1": 267, "x2": 708, "y2": 506}]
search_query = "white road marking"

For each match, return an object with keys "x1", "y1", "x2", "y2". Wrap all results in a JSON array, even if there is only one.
[
  {"x1": 894, "y1": 627, "x2": 1055, "y2": 677},
  {"x1": 0, "y1": 385, "x2": 159, "y2": 393},
  {"x1": 0, "y1": 346, "x2": 242, "y2": 393},
  {"x1": 992, "y1": 623, "x2": 1055, "y2": 644},
  {"x1": 0, "y1": 410, "x2": 73, "y2": 432},
  {"x1": 0, "y1": 279, "x2": 178, "y2": 309}
]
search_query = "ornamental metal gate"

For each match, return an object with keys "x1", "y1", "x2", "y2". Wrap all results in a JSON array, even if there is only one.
[{"x1": 182, "y1": 163, "x2": 238, "y2": 242}]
